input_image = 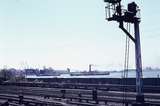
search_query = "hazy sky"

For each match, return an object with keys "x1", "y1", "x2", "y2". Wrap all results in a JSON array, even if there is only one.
[{"x1": 0, "y1": 0, "x2": 160, "y2": 70}]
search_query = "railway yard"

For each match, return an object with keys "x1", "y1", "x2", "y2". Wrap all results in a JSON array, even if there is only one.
[{"x1": 0, "y1": 82, "x2": 160, "y2": 106}]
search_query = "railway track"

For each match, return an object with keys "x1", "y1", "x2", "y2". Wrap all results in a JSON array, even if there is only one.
[
  {"x1": 0, "y1": 86, "x2": 70, "y2": 106},
  {"x1": 2, "y1": 82, "x2": 160, "y2": 93},
  {"x1": 0, "y1": 85, "x2": 160, "y2": 106}
]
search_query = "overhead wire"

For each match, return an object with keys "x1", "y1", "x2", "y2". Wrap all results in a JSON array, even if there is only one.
[{"x1": 122, "y1": 22, "x2": 130, "y2": 105}]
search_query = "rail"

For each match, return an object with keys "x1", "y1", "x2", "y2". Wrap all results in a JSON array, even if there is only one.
[{"x1": 0, "y1": 85, "x2": 160, "y2": 105}]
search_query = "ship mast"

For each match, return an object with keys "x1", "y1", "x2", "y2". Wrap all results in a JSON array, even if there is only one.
[{"x1": 104, "y1": 0, "x2": 144, "y2": 103}]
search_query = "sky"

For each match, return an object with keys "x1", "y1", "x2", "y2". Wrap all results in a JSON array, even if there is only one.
[{"x1": 0, "y1": 0, "x2": 160, "y2": 71}]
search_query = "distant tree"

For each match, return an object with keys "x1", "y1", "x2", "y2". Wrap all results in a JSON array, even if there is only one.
[{"x1": 0, "y1": 69, "x2": 12, "y2": 81}]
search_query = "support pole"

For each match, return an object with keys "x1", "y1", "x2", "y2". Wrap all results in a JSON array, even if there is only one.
[
  {"x1": 134, "y1": 20, "x2": 144, "y2": 103},
  {"x1": 104, "y1": 1, "x2": 146, "y2": 104}
]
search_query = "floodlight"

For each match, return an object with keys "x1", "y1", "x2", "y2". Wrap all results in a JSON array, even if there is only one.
[{"x1": 128, "y1": 2, "x2": 137, "y2": 15}]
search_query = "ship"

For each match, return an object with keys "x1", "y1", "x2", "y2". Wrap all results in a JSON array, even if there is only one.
[{"x1": 70, "y1": 71, "x2": 110, "y2": 76}]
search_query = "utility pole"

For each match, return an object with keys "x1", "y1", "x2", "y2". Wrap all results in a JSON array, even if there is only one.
[{"x1": 104, "y1": 0, "x2": 145, "y2": 104}]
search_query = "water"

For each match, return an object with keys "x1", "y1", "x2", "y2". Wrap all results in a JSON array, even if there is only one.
[
  {"x1": 109, "y1": 70, "x2": 160, "y2": 78},
  {"x1": 26, "y1": 69, "x2": 160, "y2": 78}
]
